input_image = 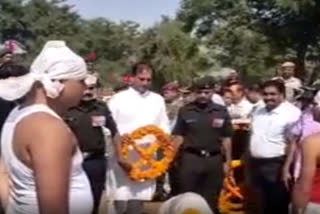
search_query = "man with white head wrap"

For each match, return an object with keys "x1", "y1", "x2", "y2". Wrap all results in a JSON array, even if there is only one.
[
  {"x1": 0, "y1": 41, "x2": 93, "y2": 214},
  {"x1": 0, "y1": 41, "x2": 87, "y2": 101},
  {"x1": 158, "y1": 192, "x2": 213, "y2": 214}
]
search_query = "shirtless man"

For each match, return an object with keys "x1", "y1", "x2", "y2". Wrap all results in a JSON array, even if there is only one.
[{"x1": 292, "y1": 105, "x2": 320, "y2": 214}]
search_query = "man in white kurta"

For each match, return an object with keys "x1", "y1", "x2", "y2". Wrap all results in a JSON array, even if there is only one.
[{"x1": 107, "y1": 63, "x2": 170, "y2": 214}]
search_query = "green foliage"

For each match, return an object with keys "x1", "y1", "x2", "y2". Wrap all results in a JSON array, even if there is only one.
[
  {"x1": 2, "y1": 0, "x2": 320, "y2": 87},
  {"x1": 178, "y1": 0, "x2": 320, "y2": 82},
  {"x1": 137, "y1": 20, "x2": 206, "y2": 88}
]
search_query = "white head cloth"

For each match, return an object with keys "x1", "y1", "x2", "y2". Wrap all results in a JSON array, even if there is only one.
[
  {"x1": 0, "y1": 41, "x2": 87, "y2": 101},
  {"x1": 158, "y1": 192, "x2": 213, "y2": 214}
]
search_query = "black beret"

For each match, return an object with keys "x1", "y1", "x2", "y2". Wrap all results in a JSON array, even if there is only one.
[{"x1": 192, "y1": 76, "x2": 215, "y2": 90}]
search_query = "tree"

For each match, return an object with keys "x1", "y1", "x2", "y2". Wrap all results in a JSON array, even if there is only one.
[
  {"x1": 136, "y1": 19, "x2": 208, "y2": 88},
  {"x1": 0, "y1": 0, "x2": 142, "y2": 86},
  {"x1": 247, "y1": 0, "x2": 320, "y2": 78},
  {"x1": 177, "y1": 0, "x2": 320, "y2": 81}
]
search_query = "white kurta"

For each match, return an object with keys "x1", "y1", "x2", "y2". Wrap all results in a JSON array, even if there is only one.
[{"x1": 106, "y1": 87, "x2": 170, "y2": 201}]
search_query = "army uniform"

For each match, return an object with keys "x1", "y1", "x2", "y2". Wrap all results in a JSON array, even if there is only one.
[
  {"x1": 172, "y1": 78, "x2": 233, "y2": 213},
  {"x1": 64, "y1": 100, "x2": 118, "y2": 214},
  {"x1": 154, "y1": 82, "x2": 185, "y2": 200},
  {"x1": 166, "y1": 98, "x2": 184, "y2": 130}
]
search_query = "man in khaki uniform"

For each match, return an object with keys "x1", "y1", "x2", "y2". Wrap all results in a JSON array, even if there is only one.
[
  {"x1": 153, "y1": 81, "x2": 185, "y2": 201},
  {"x1": 162, "y1": 81, "x2": 185, "y2": 130},
  {"x1": 272, "y1": 61, "x2": 302, "y2": 102}
]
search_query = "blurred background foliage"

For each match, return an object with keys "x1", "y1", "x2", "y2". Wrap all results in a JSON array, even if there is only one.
[{"x1": 1, "y1": 0, "x2": 320, "y2": 88}]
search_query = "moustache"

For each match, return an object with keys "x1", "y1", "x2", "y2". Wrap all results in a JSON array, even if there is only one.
[{"x1": 264, "y1": 99, "x2": 275, "y2": 103}]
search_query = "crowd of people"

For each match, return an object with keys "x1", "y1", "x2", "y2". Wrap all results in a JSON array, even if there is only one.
[{"x1": 0, "y1": 40, "x2": 320, "y2": 214}]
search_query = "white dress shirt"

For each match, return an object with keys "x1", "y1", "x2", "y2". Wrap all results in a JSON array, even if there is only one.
[
  {"x1": 250, "y1": 101, "x2": 301, "y2": 158},
  {"x1": 284, "y1": 76, "x2": 302, "y2": 90},
  {"x1": 314, "y1": 90, "x2": 320, "y2": 106},
  {"x1": 211, "y1": 93, "x2": 225, "y2": 106},
  {"x1": 274, "y1": 76, "x2": 302, "y2": 102},
  {"x1": 106, "y1": 87, "x2": 170, "y2": 201},
  {"x1": 228, "y1": 98, "x2": 253, "y2": 119}
]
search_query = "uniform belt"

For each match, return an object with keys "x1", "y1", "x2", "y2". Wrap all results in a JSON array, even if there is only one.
[
  {"x1": 250, "y1": 155, "x2": 286, "y2": 163},
  {"x1": 183, "y1": 148, "x2": 220, "y2": 158},
  {"x1": 83, "y1": 152, "x2": 105, "y2": 160}
]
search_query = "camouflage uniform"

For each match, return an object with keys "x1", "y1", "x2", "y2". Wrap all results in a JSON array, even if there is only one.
[{"x1": 166, "y1": 97, "x2": 184, "y2": 125}]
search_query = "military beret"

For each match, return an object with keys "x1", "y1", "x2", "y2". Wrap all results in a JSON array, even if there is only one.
[
  {"x1": 162, "y1": 81, "x2": 179, "y2": 91},
  {"x1": 192, "y1": 76, "x2": 215, "y2": 90}
]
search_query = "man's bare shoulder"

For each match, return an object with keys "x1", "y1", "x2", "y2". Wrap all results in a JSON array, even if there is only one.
[
  {"x1": 302, "y1": 133, "x2": 320, "y2": 152},
  {"x1": 16, "y1": 112, "x2": 71, "y2": 142}
]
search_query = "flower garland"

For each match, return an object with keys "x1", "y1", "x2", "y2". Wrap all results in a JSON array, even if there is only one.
[
  {"x1": 120, "y1": 125, "x2": 176, "y2": 182},
  {"x1": 218, "y1": 160, "x2": 245, "y2": 214}
]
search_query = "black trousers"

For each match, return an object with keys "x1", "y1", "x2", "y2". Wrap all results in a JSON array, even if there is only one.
[
  {"x1": 82, "y1": 156, "x2": 106, "y2": 214},
  {"x1": 232, "y1": 130, "x2": 250, "y2": 159},
  {"x1": 173, "y1": 151, "x2": 224, "y2": 213},
  {"x1": 248, "y1": 156, "x2": 289, "y2": 214}
]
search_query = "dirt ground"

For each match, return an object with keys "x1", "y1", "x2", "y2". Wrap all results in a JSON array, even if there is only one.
[{"x1": 99, "y1": 193, "x2": 162, "y2": 214}]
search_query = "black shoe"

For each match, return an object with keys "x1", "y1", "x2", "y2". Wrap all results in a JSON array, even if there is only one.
[{"x1": 153, "y1": 190, "x2": 169, "y2": 201}]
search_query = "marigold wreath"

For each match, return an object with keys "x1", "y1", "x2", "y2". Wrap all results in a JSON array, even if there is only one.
[
  {"x1": 120, "y1": 125, "x2": 176, "y2": 182},
  {"x1": 218, "y1": 160, "x2": 245, "y2": 214}
]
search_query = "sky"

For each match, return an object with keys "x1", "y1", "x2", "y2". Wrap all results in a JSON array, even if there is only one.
[{"x1": 66, "y1": 0, "x2": 181, "y2": 28}]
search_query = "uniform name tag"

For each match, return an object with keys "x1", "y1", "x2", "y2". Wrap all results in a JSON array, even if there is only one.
[
  {"x1": 212, "y1": 118, "x2": 224, "y2": 128},
  {"x1": 91, "y1": 116, "x2": 106, "y2": 127},
  {"x1": 186, "y1": 119, "x2": 196, "y2": 124}
]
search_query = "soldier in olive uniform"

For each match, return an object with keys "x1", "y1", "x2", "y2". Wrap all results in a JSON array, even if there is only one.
[
  {"x1": 152, "y1": 82, "x2": 185, "y2": 201},
  {"x1": 172, "y1": 76, "x2": 233, "y2": 213},
  {"x1": 64, "y1": 75, "x2": 118, "y2": 214}
]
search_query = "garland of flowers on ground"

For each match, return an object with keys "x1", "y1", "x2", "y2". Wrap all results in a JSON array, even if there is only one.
[{"x1": 218, "y1": 160, "x2": 245, "y2": 214}]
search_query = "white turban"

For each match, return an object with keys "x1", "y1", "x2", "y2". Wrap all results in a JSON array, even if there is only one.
[
  {"x1": 0, "y1": 41, "x2": 87, "y2": 101},
  {"x1": 158, "y1": 193, "x2": 213, "y2": 214}
]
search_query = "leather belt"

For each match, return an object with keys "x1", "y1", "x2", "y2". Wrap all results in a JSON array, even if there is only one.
[
  {"x1": 183, "y1": 148, "x2": 220, "y2": 158},
  {"x1": 83, "y1": 152, "x2": 105, "y2": 160},
  {"x1": 250, "y1": 155, "x2": 286, "y2": 163}
]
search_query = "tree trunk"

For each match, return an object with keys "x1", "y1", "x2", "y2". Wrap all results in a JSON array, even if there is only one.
[{"x1": 296, "y1": 44, "x2": 307, "y2": 82}]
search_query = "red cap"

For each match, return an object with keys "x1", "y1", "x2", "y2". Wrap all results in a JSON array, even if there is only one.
[{"x1": 162, "y1": 81, "x2": 179, "y2": 91}]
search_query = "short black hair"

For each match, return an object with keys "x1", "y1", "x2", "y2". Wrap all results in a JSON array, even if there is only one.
[
  {"x1": 192, "y1": 76, "x2": 215, "y2": 91},
  {"x1": 248, "y1": 83, "x2": 262, "y2": 93},
  {"x1": 0, "y1": 64, "x2": 29, "y2": 79},
  {"x1": 261, "y1": 79, "x2": 286, "y2": 95},
  {"x1": 131, "y1": 63, "x2": 153, "y2": 76}
]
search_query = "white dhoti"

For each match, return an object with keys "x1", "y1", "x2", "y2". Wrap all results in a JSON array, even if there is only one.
[
  {"x1": 105, "y1": 135, "x2": 156, "y2": 201},
  {"x1": 106, "y1": 157, "x2": 156, "y2": 200}
]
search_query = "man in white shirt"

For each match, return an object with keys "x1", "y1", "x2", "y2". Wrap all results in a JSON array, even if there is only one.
[
  {"x1": 273, "y1": 61, "x2": 302, "y2": 102},
  {"x1": 228, "y1": 83, "x2": 254, "y2": 120},
  {"x1": 248, "y1": 80, "x2": 301, "y2": 214},
  {"x1": 246, "y1": 83, "x2": 264, "y2": 111},
  {"x1": 107, "y1": 63, "x2": 170, "y2": 214},
  {"x1": 211, "y1": 93, "x2": 225, "y2": 106},
  {"x1": 227, "y1": 83, "x2": 253, "y2": 159}
]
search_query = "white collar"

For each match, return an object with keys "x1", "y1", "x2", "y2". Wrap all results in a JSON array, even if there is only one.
[
  {"x1": 233, "y1": 98, "x2": 250, "y2": 107},
  {"x1": 128, "y1": 87, "x2": 151, "y2": 97},
  {"x1": 264, "y1": 101, "x2": 288, "y2": 114}
]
